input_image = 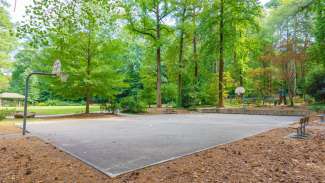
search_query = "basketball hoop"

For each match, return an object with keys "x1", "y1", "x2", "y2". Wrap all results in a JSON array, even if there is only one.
[
  {"x1": 235, "y1": 86, "x2": 245, "y2": 96},
  {"x1": 52, "y1": 60, "x2": 69, "y2": 82},
  {"x1": 22, "y1": 59, "x2": 69, "y2": 135}
]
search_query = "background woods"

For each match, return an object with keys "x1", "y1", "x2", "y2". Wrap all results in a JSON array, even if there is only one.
[{"x1": 0, "y1": 0, "x2": 324, "y2": 112}]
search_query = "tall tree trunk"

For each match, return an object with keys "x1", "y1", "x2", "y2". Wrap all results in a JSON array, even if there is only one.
[
  {"x1": 178, "y1": 31, "x2": 184, "y2": 107},
  {"x1": 193, "y1": 35, "x2": 198, "y2": 80},
  {"x1": 302, "y1": 35, "x2": 308, "y2": 99},
  {"x1": 86, "y1": 89, "x2": 91, "y2": 114},
  {"x1": 178, "y1": 7, "x2": 186, "y2": 107},
  {"x1": 286, "y1": 21, "x2": 295, "y2": 107},
  {"x1": 218, "y1": 0, "x2": 225, "y2": 107},
  {"x1": 193, "y1": 8, "x2": 198, "y2": 81},
  {"x1": 86, "y1": 32, "x2": 92, "y2": 114},
  {"x1": 156, "y1": 47, "x2": 162, "y2": 108},
  {"x1": 156, "y1": 4, "x2": 162, "y2": 108}
]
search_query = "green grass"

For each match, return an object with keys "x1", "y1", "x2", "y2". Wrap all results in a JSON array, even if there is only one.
[{"x1": 0, "y1": 105, "x2": 101, "y2": 115}]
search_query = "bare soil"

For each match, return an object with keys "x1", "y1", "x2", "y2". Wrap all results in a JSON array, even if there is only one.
[
  {"x1": 0, "y1": 125, "x2": 20, "y2": 135},
  {"x1": 0, "y1": 117, "x2": 324, "y2": 183}
]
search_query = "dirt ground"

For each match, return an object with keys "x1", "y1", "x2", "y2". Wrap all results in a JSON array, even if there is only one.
[
  {"x1": 0, "y1": 116, "x2": 324, "y2": 183},
  {"x1": 0, "y1": 125, "x2": 20, "y2": 135}
]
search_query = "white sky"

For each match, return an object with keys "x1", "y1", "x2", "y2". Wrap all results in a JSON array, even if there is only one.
[
  {"x1": 8, "y1": 0, "x2": 270, "y2": 22},
  {"x1": 7, "y1": 0, "x2": 32, "y2": 22}
]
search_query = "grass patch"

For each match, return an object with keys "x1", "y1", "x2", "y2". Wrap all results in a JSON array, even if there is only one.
[{"x1": 0, "y1": 105, "x2": 101, "y2": 115}]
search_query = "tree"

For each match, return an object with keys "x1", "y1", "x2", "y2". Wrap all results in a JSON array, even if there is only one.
[
  {"x1": 0, "y1": 1, "x2": 15, "y2": 91},
  {"x1": 124, "y1": 0, "x2": 174, "y2": 108},
  {"x1": 305, "y1": 64, "x2": 325, "y2": 102},
  {"x1": 312, "y1": 0, "x2": 325, "y2": 63},
  {"x1": 218, "y1": 0, "x2": 225, "y2": 107},
  {"x1": 264, "y1": 0, "x2": 316, "y2": 106},
  {"x1": 7, "y1": 0, "x2": 323, "y2": 111},
  {"x1": 19, "y1": 0, "x2": 126, "y2": 113},
  {"x1": 9, "y1": 49, "x2": 37, "y2": 96},
  {"x1": 172, "y1": 0, "x2": 190, "y2": 107}
]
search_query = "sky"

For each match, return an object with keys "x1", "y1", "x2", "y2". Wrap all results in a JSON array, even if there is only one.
[
  {"x1": 8, "y1": 0, "x2": 271, "y2": 23},
  {"x1": 8, "y1": 0, "x2": 32, "y2": 22}
]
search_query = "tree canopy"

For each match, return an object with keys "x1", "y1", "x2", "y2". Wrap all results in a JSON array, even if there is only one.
[
  {"x1": 0, "y1": 1, "x2": 15, "y2": 91},
  {"x1": 1, "y1": 0, "x2": 324, "y2": 112}
]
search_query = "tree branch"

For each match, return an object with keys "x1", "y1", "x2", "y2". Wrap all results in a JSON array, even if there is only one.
[{"x1": 131, "y1": 26, "x2": 156, "y2": 40}]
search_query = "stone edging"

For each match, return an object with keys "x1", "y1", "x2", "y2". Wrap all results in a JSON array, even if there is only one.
[{"x1": 196, "y1": 108, "x2": 312, "y2": 116}]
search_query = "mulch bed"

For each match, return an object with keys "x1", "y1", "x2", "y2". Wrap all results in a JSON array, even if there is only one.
[
  {"x1": 0, "y1": 125, "x2": 20, "y2": 135},
  {"x1": 0, "y1": 119, "x2": 324, "y2": 182}
]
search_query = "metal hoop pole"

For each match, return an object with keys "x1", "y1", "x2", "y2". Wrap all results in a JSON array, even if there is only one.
[{"x1": 22, "y1": 72, "x2": 56, "y2": 135}]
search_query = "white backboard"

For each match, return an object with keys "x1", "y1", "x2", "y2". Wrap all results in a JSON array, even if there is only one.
[{"x1": 52, "y1": 60, "x2": 61, "y2": 76}]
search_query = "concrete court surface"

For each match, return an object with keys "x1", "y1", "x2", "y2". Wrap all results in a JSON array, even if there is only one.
[{"x1": 26, "y1": 113, "x2": 300, "y2": 176}]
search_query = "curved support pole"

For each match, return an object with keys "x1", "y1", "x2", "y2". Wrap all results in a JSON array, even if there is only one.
[{"x1": 22, "y1": 72, "x2": 56, "y2": 135}]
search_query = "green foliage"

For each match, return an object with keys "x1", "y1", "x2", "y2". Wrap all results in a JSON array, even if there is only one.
[
  {"x1": 162, "y1": 83, "x2": 177, "y2": 105},
  {"x1": 310, "y1": 0, "x2": 325, "y2": 64},
  {"x1": 17, "y1": 0, "x2": 127, "y2": 112},
  {"x1": 120, "y1": 96, "x2": 147, "y2": 113},
  {"x1": 6, "y1": 0, "x2": 325, "y2": 110},
  {"x1": 0, "y1": 2, "x2": 15, "y2": 92},
  {"x1": 305, "y1": 64, "x2": 325, "y2": 102},
  {"x1": 0, "y1": 108, "x2": 14, "y2": 121}
]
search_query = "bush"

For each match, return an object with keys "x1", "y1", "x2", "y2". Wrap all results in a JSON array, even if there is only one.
[
  {"x1": 120, "y1": 96, "x2": 147, "y2": 113},
  {"x1": 162, "y1": 83, "x2": 177, "y2": 104},
  {"x1": 100, "y1": 102, "x2": 120, "y2": 114},
  {"x1": 293, "y1": 96, "x2": 305, "y2": 104},
  {"x1": 0, "y1": 109, "x2": 14, "y2": 121},
  {"x1": 306, "y1": 65, "x2": 325, "y2": 102},
  {"x1": 304, "y1": 95, "x2": 314, "y2": 104}
]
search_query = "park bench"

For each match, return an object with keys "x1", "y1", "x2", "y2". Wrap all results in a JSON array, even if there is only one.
[
  {"x1": 164, "y1": 107, "x2": 177, "y2": 114},
  {"x1": 262, "y1": 96, "x2": 276, "y2": 106},
  {"x1": 292, "y1": 116, "x2": 309, "y2": 138},
  {"x1": 243, "y1": 97, "x2": 257, "y2": 107},
  {"x1": 14, "y1": 112, "x2": 35, "y2": 118},
  {"x1": 316, "y1": 114, "x2": 325, "y2": 123}
]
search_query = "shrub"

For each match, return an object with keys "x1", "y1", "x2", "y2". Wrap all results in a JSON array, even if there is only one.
[
  {"x1": 0, "y1": 109, "x2": 14, "y2": 121},
  {"x1": 304, "y1": 95, "x2": 314, "y2": 104},
  {"x1": 120, "y1": 96, "x2": 147, "y2": 113},
  {"x1": 100, "y1": 102, "x2": 120, "y2": 114},
  {"x1": 306, "y1": 65, "x2": 325, "y2": 102}
]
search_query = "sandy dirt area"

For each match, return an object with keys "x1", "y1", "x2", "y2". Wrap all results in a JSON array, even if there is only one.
[
  {"x1": 0, "y1": 125, "x2": 20, "y2": 135},
  {"x1": 0, "y1": 117, "x2": 324, "y2": 183}
]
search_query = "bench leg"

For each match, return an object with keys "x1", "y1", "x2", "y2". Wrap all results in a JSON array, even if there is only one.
[{"x1": 297, "y1": 128, "x2": 301, "y2": 137}]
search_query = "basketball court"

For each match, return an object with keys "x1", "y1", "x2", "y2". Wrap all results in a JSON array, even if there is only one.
[{"x1": 26, "y1": 113, "x2": 300, "y2": 177}]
